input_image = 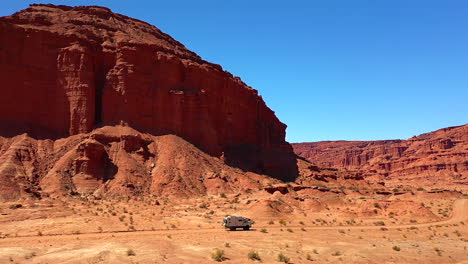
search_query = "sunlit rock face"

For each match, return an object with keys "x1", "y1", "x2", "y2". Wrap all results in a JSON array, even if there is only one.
[{"x1": 0, "y1": 4, "x2": 299, "y2": 182}]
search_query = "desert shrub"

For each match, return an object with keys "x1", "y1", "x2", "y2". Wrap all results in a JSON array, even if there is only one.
[
  {"x1": 220, "y1": 193, "x2": 227, "y2": 198},
  {"x1": 247, "y1": 250, "x2": 261, "y2": 261},
  {"x1": 374, "y1": 221, "x2": 385, "y2": 226},
  {"x1": 127, "y1": 249, "x2": 136, "y2": 256},
  {"x1": 24, "y1": 252, "x2": 36, "y2": 259},
  {"x1": 374, "y1": 203, "x2": 382, "y2": 209},
  {"x1": 331, "y1": 251, "x2": 342, "y2": 256},
  {"x1": 9, "y1": 204, "x2": 22, "y2": 210},
  {"x1": 211, "y1": 249, "x2": 226, "y2": 262},
  {"x1": 306, "y1": 253, "x2": 313, "y2": 261},
  {"x1": 260, "y1": 228, "x2": 267, "y2": 233},
  {"x1": 286, "y1": 228, "x2": 293, "y2": 233},
  {"x1": 299, "y1": 221, "x2": 305, "y2": 225},
  {"x1": 277, "y1": 252, "x2": 290, "y2": 263},
  {"x1": 268, "y1": 220, "x2": 274, "y2": 225},
  {"x1": 392, "y1": 246, "x2": 401, "y2": 251},
  {"x1": 279, "y1": 219, "x2": 287, "y2": 226}
]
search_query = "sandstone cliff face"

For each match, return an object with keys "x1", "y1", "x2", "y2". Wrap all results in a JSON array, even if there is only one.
[
  {"x1": 0, "y1": 4, "x2": 297, "y2": 179},
  {"x1": 293, "y1": 124, "x2": 468, "y2": 187}
]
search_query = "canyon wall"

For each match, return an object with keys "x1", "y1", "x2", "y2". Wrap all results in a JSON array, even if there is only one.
[
  {"x1": 293, "y1": 124, "x2": 468, "y2": 186},
  {"x1": 0, "y1": 4, "x2": 297, "y2": 180}
]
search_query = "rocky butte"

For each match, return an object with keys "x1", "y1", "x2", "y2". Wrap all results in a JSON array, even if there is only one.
[
  {"x1": 0, "y1": 4, "x2": 301, "y2": 201},
  {"x1": 0, "y1": 5, "x2": 299, "y2": 179}
]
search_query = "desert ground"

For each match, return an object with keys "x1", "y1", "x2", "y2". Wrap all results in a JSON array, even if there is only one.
[{"x1": 0, "y1": 190, "x2": 466, "y2": 264}]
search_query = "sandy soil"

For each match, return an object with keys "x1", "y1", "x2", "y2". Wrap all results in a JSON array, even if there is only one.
[{"x1": 0, "y1": 191, "x2": 467, "y2": 264}]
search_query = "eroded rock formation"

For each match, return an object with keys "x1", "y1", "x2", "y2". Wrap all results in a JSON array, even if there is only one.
[
  {"x1": 0, "y1": 126, "x2": 277, "y2": 201},
  {"x1": 293, "y1": 124, "x2": 468, "y2": 187},
  {"x1": 0, "y1": 4, "x2": 297, "y2": 180}
]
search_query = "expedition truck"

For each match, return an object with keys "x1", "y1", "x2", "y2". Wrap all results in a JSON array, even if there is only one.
[{"x1": 222, "y1": 215, "x2": 253, "y2": 231}]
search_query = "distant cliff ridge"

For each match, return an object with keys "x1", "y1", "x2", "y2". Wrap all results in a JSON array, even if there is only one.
[{"x1": 293, "y1": 124, "x2": 468, "y2": 186}]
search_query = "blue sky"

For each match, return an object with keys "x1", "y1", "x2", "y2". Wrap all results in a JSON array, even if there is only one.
[{"x1": 2, "y1": 1, "x2": 468, "y2": 142}]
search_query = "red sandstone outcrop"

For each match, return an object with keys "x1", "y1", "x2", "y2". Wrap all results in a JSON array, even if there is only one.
[
  {"x1": 0, "y1": 4, "x2": 297, "y2": 180},
  {"x1": 293, "y1": 124, "x2": 468, "y2": 187},
  {"x1": 0, "y1": 125, "x2": 277, "y2": 201}
]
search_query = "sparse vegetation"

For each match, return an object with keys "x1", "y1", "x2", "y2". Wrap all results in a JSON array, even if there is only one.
[
  {"x1": 277, "y1": 252, "x2": 290, "y2": 263},
  {"x1": 127, "y1": 249, "x2": 136, "y2": 256},
  {"x1": 9, "y1": 204, "x2": 22, "y2": 210},
  {"x1": 247, "y1": 250, "x2": 261, "y2": 261},
  {"x1": 24, "y1": 252, "x2": 37, "y2": 259},
  {"x1": 211, "y1": 249, "x2": 226, "y2": 262},
  {"x1": 331, "y1": 251, "x2": 342, "y2": 256},
  {"x1": 260, "y1": 228, "x2": 267, "y2": 233},
  {"x1": 392, "y1": 246, "x2": 401, "y2": 251}
]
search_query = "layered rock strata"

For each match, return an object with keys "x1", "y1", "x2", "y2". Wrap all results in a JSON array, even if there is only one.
[
  {"x1": 293, "y1": 124, "x2": 468, "y2": 186},
  {"x1": 0, "y1": 4, "x2": 297, "y2": 180}
]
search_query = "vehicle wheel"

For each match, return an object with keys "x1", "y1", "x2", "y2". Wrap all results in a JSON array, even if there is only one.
[
  {"x1": 243, "y1": 226, "x2": 250, "y2": 231},
  {"x1": 230, "y1": 227, "x2": 236, "y2": 231}
]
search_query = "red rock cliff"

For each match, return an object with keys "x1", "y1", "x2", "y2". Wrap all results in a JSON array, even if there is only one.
[
  {"x1": 0, "y1": 4, "x2": 297, "y2": 180},
  {"x1": 293, "y1": 124, "x2": 468, "y2": 187}
]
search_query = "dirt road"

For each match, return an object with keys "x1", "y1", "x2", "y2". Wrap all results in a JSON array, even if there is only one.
[{"x1": 0, "y1": 199, "x2": 466, "y2": 264}]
